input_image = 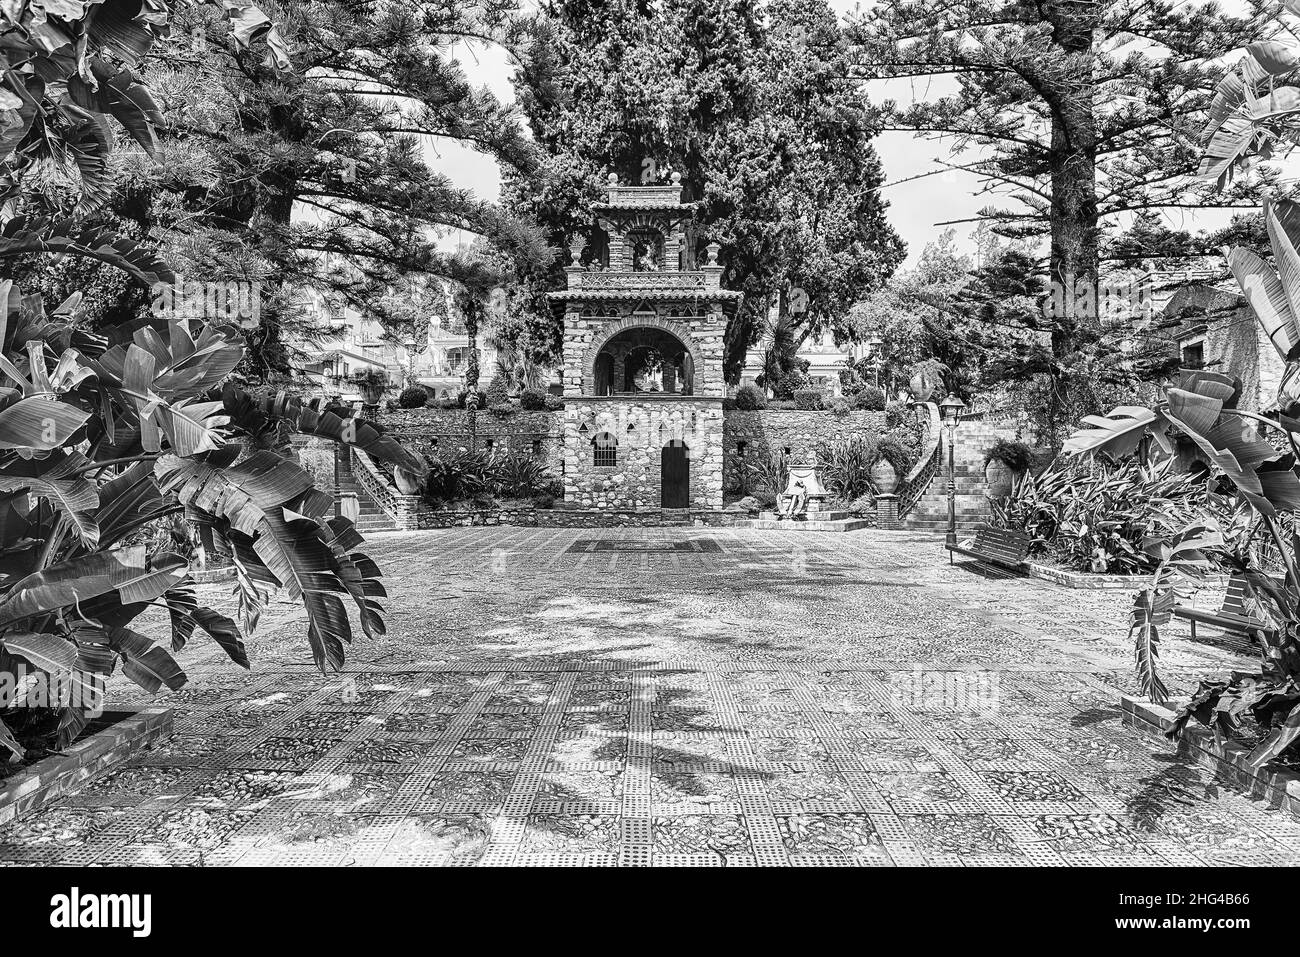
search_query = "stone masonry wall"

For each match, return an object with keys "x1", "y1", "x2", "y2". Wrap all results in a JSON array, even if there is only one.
[
  {"x1": 376, "y1": 407, "x2": 563, "y2": 475},
  {"x1": 563, "y1": 399, "x2": 724, "y2": 509},
  {"x1": 722, "y1": 409, "x2": 889, "y2": 490}
]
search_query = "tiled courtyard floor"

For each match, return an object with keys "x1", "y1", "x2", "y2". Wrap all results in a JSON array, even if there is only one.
[{"x1": 6, "y1": 526, "x2": 1300, "y2": 866}]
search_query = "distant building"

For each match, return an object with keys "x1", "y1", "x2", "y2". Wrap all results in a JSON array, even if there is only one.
[
  {"x1": 740, "y1": 300, "x2": 874, "y2": 397},
  {"x1": 295, "y1": 289, "x2": 414, "y2": 403},
  {"x1": 1160, "y1": 283, "x2": 1285, "y2": 413}
]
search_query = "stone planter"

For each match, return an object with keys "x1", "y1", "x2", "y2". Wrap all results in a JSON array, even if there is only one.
[
  {"x1": 1121, "y1": 695, "x2": 1300, "y2": 822},
  {"x1": 0, "y1": 708, "x2": 172, "y2": 828},
  {"x1": 985, "y1": 458, "x2": 1015, "y2": 498},
  {"x1": 870, "y1": 459, "x2": 898, "y2": 495}
]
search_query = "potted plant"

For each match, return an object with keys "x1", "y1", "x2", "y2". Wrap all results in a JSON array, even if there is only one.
[
  {"x1": 350, "y1": 367, "x2": 390, "y2": 407},
  {"x1": 871, "y1": 437, "x2": 916, "y2": 495},
  {"x1": 983, "y1": 439, "x2": 1035, "y2": 498},
  {"x1": 907, "y1": 358, "x2": 948, "y2": 403}
]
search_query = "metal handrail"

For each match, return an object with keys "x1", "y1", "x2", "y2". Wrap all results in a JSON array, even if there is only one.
[{"x1": 899, "y1": 402, "x2": 942, "y2": 520}]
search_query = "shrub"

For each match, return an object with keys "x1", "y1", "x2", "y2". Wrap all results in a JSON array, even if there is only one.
[
  {"x1": 520, "y1": 387, "x2": 548, "y2": 411},
  {"x1": 533, "y1": 493, "x2": 555, "y2": 509},
  {"x1": 746, "y1": 450, "x2": 791, "y2": 500},
  {"x1": 422, "y1": 449, "x2": 556, "y2": 503},
  {"x1": 995, "y1": 457, "x2": 1225, "y2": 575},
  {"x1": 494, "y1": 453, "x2": 550, "y2": 498},
  {"x1": 485, "y1": 375, "x2": 511, "y2": 406},
  {"x1": 853, "y1": 386, "x2": 886, "y2": 411},
  {"x1": 734, "y1": 384, "x2": 768, "y2": 410},
  {"x1": 824, "y1": 396, "x2": 851, "y2": 415},
  {"x1": 884, "y1": 400, "x2": 911, "y2": 430},
  {"x1": 768, "y1": 399, "x2": 796, "y2": 410},
  {"x1": 488, "y1": 402, "x2": 515, "y2": 417},
  {"x1": 793, "y1": 389, "x2": 824, "y2": 411},
  {"x1": 457, "y1": 387, "x2": 487, "y2": 409},
  {"x1": 775, "y1": 368, "x2": 810, "y2": 398},
  {"x1": 398, "y1": 385, "x2": 428, "y2": 409},
  {"x1": 817, "y1": 435, "x2": 877, "y2": 501},
  {"x1": 543, "y1": 394, "x2": 565, "y2": 411}
]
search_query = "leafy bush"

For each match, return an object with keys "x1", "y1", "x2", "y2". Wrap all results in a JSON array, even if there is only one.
[
  {"x1": 494, "y1": 453, "x2": 549, "y2": 498},
  {"x1": 984, "y1": 438, "x2": 1036, "y2": 472},
  {"x1": 853, "y1": 386, "x2": 886, "y2": 411},
  {"x1": 824, "y1": 396, "x2": 852, "y2": 415},
  {"x1": 520, "y1": 387, "x2": 549, "y2": 411},
  {"x1": 768, "y1": 399, "x2": 796, "y2": 410},
  {"x1": 793, "y1": 389, "x2": 824, "y2": 411},
  {"x1": 457, "y1": 387, "x2": 487, "y2": 409},
  {"x1": 735, "y1": 384, "x2": 768, "y2": 410},
  {"x1": 996, "y1": 457, "x2": 1225, "y2": 575},
  {"x1": 533, "y1": 494, "x2": 556, "y2": 509},
  {"x1": 884, "y1": 401, "x2": 911, "y2": 430},
  {"x1": 745, "y1": 450, "x2": 791, "y2": 503},
  {"x1": 399, "y1": 385, "x2": 429, "y2": 409},
  {"x1": 488, "y1": 402, "x2": 515, "y2": 417},
  {"x1": 544, "y1": 394, "x2": 565, "y2": 411},
  {"x1": 422, "y1": 450, "x2": 556, "y2": 504},
  {"x1": 775, "y1": 368, "x2": 810, "y2": 398},
  {"x1": 817, "y1": 436, "x2": 877, "y2": 501}
]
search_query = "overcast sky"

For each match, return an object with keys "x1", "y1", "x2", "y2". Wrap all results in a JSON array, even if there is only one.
[{"x1": 431, "y1": 2, "x2": 1232, "y2": 269}]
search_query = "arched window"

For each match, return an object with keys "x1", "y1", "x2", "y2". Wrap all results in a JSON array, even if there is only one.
[{"x1": 592, "y1": 431, "x2": 617, "y2": 467}]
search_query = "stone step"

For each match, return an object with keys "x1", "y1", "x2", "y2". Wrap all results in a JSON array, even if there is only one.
[{"x1": 740, "y1": 517, "x2": 875, "y2": 532}]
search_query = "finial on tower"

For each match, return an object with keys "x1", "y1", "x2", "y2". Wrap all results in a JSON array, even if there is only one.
[{"x1": 607, "y1": 172, "x2": 619, "y2": 186}]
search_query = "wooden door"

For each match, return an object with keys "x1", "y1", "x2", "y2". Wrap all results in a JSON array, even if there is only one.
[{"x1": 661, "y1": 443, "x2": 689, "y2": 508}]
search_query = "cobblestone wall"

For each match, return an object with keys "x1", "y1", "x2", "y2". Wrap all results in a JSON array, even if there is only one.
[
  {"x1": 563, "y1": 399, "x2": 725, "y2": 509},
  {"x1": 376, "y1": 407, "x2": 563, "y2": 473},
  {"x1": 722, "y1": 409, "x2": 890, "y2": 489}
]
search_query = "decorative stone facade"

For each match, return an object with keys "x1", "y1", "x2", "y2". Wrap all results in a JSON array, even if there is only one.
[
  {"x1": 549, "y1": 174, "x2": 742, "y2": 511},
  {"x1": 722, "y1": 410, "x2": 889, "y2": 489},
  {"x1": 562, "y1": 398, "x2": 725, "y2": 509}
]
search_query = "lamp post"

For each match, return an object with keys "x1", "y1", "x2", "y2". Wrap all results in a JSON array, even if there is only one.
[{"x1": 938, "y1": 393, "x2": 967, "y2": 546}]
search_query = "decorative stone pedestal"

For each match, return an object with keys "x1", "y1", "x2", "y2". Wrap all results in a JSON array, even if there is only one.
[{"x1": 875, "y1": 493, "x2": 899, "y2": 529}]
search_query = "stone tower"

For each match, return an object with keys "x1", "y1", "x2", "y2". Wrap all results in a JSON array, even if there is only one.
[{"x1": 547, "y1": 172, "x2": 743, "y2": 511}]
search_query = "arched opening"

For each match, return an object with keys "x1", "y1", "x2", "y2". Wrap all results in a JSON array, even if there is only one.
[
  {"x1": 592, "y1": 431, "x2": 618, "y2": 468},
  {"x1": 591, "y1": 326, "x2": 694, "y2": 396},
  {"x1": 661, "y1": 440, "x2": 689, "y2": 508}
]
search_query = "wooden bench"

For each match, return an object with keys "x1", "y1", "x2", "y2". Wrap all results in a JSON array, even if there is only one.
[
  {"x1": 1173, "y1": 573, "x2": 1267, "y2": 648},
  {"x1": 945, "y1": 525, "x2": 1031, "y2": 572}
]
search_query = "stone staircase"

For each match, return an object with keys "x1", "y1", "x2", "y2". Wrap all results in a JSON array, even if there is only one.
[
  {"x1": 903, "y1": 418, "x2": 1027, "y2": 535},
  {"x1": 334, "y1": 460, "x2": 401, "y2": 534}
]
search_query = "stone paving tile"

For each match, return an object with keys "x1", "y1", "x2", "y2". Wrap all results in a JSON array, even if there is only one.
[{"x1": 5, "y1": 527, "x2": 1296, "y2": 866}]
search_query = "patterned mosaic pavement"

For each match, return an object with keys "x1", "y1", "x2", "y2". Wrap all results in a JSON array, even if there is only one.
[{"x1": 5, "y1": 526, "x2": 1300, "y2": 867}]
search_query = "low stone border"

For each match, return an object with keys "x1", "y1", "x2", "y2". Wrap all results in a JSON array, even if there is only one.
[
  {"x1": 1027, "y1": 563, "x2": 1228, "y2": 591},
  {"x1": 1026, "y1": 563, "x2": 1146, "y2": 589},
  {"x1": 190, "y1": 566, "x2": 236, "y2": 585},
  {"x1": 1120, "y1": 695, "x2": 1300, "y2": 822},
  {"x1": 0, "y1": 707, "x2": 173, "y2": 827}
]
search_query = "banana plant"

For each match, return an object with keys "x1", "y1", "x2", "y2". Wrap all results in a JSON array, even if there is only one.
[
  {"x1": 0, "y1": 284, "x2": 428, "y2": 759},
  {"x1": 1062, "y1": 369, "x2": 1300, "y2": 768}
]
